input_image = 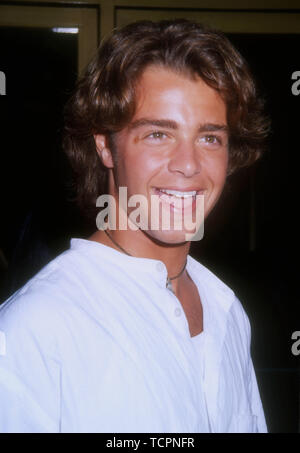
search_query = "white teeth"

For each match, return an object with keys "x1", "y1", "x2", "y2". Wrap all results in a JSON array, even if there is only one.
[{"x1": 159, "y1": 189, "x2": 197, "y2": 198}]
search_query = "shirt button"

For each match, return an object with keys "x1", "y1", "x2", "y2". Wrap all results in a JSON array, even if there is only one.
[
  {"x1": 174, "y1": 307, "x2": 181, "y2": 317},
  {"x1": 156, "y1": 262, "x2": 165, "y2": 272}
]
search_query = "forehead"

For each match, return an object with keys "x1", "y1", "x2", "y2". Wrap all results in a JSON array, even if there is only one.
[{"x1": 132, "y1": 64, "x2": 227, "y2": 124}]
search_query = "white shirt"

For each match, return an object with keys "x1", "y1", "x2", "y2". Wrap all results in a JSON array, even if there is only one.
[
  {"x1": 191, "y1": 331, "x2": 205, "y2": 381},
  {"x1": 0, "y1": 238, "x2": 267, "y2": 433}
]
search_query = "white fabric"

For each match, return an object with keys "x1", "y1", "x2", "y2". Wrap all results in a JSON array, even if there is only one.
[
  {"x1": 0, "y1": 238, "x2": 267, "y2": 433},
  {"x1": 191, "y1": 332, "x2": 205, "y2": 381}
]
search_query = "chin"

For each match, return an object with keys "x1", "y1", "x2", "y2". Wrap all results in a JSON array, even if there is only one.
[{"x1": 143, "y1": 229, "x2": 192, "y2": 246}]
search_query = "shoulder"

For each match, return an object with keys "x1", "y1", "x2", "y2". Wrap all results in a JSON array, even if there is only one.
[
  {"x1": 0, "y1": 243, "x2": 98, "y2": 347},
  {"x1": 188, "y1": 254, "x2": 235, "y2": 296},
  {"x1": 0, "y1": 238, "x2": 110, "y2": 314},
  {"x1": 188, "y1": 254, "x2": 251, "y2": 346}
]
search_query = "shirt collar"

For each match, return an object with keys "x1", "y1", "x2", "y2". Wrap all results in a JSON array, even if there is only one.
[
  {"x1": 187, "y1": 254, "x2": 235, "y2": 313},
  {"x1": 70, "y1": 238, "x2": 235, "y2": 312},
  {"x1": 70, "y1": 237, "x2": 168, "y2": 286}
]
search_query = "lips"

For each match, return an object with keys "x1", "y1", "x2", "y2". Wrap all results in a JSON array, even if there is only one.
[
  {"x1": 153, "y1": 187, "x2": 205, "y2": 212},
  {"x1": 158, "y1": 188, "x2": 197, "y2": 199},
  {"x1": 154, "y1": 187, "x2": 204, "y2": 199}
]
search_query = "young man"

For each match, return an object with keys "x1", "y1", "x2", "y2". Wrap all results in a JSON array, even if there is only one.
[{"x1": 0, "y1": 20, "x2": 269, "y2": 433}]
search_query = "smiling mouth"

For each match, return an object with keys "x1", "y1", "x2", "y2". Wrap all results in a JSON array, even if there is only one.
[{"x1": 153, "y1": 188, "x2": 205, "y2": 201}]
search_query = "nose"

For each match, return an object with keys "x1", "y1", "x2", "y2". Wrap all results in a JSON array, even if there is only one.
[{"x1": 168, "y1": 140, "x2": 201, "y2": 177}]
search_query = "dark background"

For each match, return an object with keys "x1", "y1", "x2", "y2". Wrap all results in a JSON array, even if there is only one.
[
  {"x1": 192, "y1": 33, "x2": 300, "y2": 433},
  {"x1": 0, "y1": 26, "x2": 299, "y2": 432}
]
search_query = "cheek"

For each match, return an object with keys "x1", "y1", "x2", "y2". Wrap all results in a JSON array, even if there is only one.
[
  {"x1": 117, "y1": 151, "x2": 157, "y2": 192},
  {"x1": 130, "y1": 150, "x2": 166, "y2": 178},
  {"x1": 206, "y1": 154, "x2": 228, "y2": 187},
  {"x1": 218, "y1": 159, "x2": 229, "y2": 183}
]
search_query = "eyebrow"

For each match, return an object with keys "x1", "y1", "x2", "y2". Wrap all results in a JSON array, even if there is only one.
[{"x1": 128, "y1": 118, "x2": 228, "y2": 133}]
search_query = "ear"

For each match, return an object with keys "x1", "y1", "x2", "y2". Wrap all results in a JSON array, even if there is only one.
[{"x1": 94, "y1": 134, "x2": 114, "y2": 169}]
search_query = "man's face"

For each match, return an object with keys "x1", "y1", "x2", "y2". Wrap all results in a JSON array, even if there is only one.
[{"x1": 98, "y1": 64, "x2": 229, "y2": 244}]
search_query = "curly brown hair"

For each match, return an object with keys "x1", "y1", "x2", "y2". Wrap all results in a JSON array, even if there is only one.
[{"x1": 63, "y1": 19, "x2": 270, "y2": 222}]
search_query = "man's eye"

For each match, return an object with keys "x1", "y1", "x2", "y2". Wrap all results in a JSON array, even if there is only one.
[
  {"x1": 205, "y1": 135, "x2": 218, "y2": 143},
  {"x1": 201, "y1": 135, "x2": 222, "y2": 146},
  {"x1": 146, "y1": 131, "x2": 166, "y2": 140}
]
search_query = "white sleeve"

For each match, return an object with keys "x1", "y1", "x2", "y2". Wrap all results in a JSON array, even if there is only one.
[
  {"x1": 243, "y1": 306, "x2": 268, "y2": 433},
  {"x1": 0, "y1": 294, "x2": 61, "y2": 433},
  {"x1": 248, "y1": 357, "x2": 268, "y2": 433}
]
